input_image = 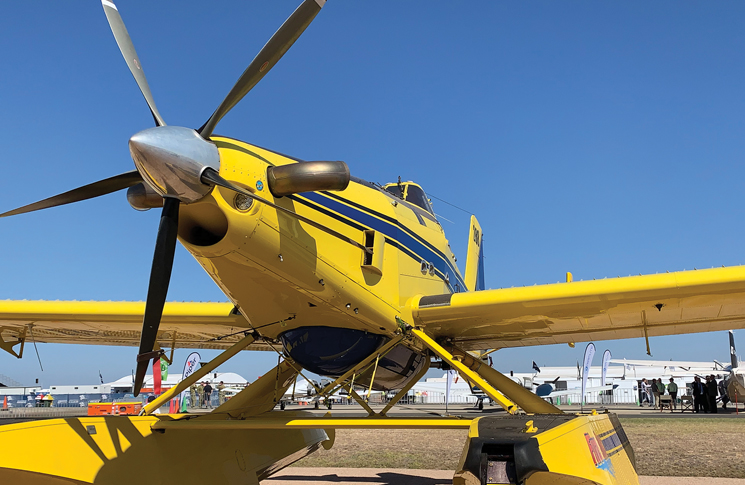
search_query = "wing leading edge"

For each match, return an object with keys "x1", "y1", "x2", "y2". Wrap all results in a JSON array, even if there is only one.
[
  {"x1": 0, "y1": 300, "x2": 271, "y2": 351},
  {"x1": 410, "y1": 266, "x2": 745, "y2": 350}
]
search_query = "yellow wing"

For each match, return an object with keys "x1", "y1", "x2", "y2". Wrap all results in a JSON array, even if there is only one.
[
  {"x1": 0, "y1": 300, "x2": 272, "y2": 352},
  {"x1": 410, "y1": 266, "x2": 745, "y2": 350}
]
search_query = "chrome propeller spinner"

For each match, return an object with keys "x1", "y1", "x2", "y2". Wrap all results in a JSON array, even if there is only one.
[
  {"x1": 0, "y1": 0, "x2": 327, "y2": 396},
  {"x1": 128, "y1": 126, "x2": 220, "y2": 204}
]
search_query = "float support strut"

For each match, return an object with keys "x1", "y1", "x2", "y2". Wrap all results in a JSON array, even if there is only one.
[
  {"x1": 142, "y1": 333, "x2": 256, "y2": 415},
  {"x1": 342, "y1": 383, "x2": 375, "y2": 416}
]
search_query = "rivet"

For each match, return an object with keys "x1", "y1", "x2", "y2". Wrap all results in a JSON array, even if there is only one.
[
  {"x1": 319, "y1": 279, "x2": 325, "y2": 286},
  {"x1": 278, "y1": 254, "x2": 283, "y2": 262},
  {"x1": 354, "y1": 308, "x2": 359, "y2": 314},
  {"x1": 346, "y1": 303, "x2": 351, "y2": 309}
]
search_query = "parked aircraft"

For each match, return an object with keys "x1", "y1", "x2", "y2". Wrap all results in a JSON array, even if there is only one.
[
  {"x1": 723, "y1": 331, "x2": 745, "y2": 405},
  {"x1": 1, "y1": 1, "x2": 745, "y2": 483}
]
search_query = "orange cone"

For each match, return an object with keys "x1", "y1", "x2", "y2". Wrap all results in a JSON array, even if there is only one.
[{"x1": 2, "y1": 396, "x2": 7, "y2": 411}]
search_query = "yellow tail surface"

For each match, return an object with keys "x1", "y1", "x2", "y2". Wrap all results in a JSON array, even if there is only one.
[{"x1": 464, "y1": 215, "x2": 485, "y2": 292}]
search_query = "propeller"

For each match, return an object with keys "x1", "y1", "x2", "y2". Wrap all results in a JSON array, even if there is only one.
[
  {"x1": 199, "y1": 0, "x2": 326, "y2": 138},
  {"x1": 0, "y1": 171, "x2": 142, "y2": 218},
  {"x1": 101, "y1": 0, "x2": 166, "y2": 127},
  {"x1": 1, "y1": 0, "x2": 329, "y2": 397},
  {"x1": 133, "y1": 197, "x2": 180, "y2": 395}
]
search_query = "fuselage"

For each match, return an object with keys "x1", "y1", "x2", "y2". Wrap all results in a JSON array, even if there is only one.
[{"x1": 176, "y1": 136, "x2": 466, "y2": 389}]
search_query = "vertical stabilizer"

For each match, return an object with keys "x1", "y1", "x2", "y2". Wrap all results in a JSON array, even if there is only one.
[
  {"x1": 464, "y1": 215, "x2": 485, "y2": 292},
  {"x1": 730, "y1": 330, "x2": 738, "y2": 369}
]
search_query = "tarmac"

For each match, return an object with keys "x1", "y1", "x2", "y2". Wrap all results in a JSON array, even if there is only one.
[
  {"x1": 259, "y1": 402, "x2": 745, "y2": 484},
  {"x1": 264, "y1": 468, "x2": 745, "y2": 484},
  {"x1": 287, "y1": 400, "x2": 745, "y2": 419}
]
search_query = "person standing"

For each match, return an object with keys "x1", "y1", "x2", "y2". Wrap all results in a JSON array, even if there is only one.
[
  {"x1": 204, "y1": 381, "x2": 213, "y2": 409},
  {"x1": 667, "y1": 378, "x2": 678, "y2": 410},
  {"x1": 640, "y1": 379, "x2": 652, "y2": 406},
  {"x1": 692, "y1": 376, "x2": 705, "y2": 413},
  {"x1": 197, "y1": 382, "x2": 205, "y2": 409},
  {"x1": 706, "y1": 375, "x2": 718, "y2": 413},
  {"x1": 651, "y1": 378, "x2": 661, "y2": 409},
  {"x1": 217, "y1": 381, "x2": 226, "y2": 405},
  {"x1": 190, "y1": 384, "x2": 198, "y2": 409}
]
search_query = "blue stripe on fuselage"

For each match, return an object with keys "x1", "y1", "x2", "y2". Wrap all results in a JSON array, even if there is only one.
[{"x1": 290, "y1": 191, "x2": 466, "y2": 292}]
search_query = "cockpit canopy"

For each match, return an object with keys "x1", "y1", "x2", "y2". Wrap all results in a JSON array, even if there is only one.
[{"x1": 383, "y1": 181, "x2": 434, "y2": 215}]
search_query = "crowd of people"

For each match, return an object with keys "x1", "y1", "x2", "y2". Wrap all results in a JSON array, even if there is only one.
[
  {"x1": 639, "y1": 376, "x2": 730, "y2": 413},
  {"x1": 188, "y1": 381, "x2": 227, "y2": 409}
]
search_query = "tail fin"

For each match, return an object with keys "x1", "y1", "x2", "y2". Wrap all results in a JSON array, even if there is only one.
[
  {"x1": 464, "y1": 215, "x2": 485, "y2": 291},
  {"x1": 730, "y1": 330, "x2": 738, "y2": 369}
]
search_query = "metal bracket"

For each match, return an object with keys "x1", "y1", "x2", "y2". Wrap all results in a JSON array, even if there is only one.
[
  {"x1": 160, "y1": 332, "x2": 177, "y2": 365},
  {"x1": 0, "y1": 326, "x2": 26, "y2": 359},
  {"x1": 642, "y1": 310, "x2": 652, "y2": 356}
]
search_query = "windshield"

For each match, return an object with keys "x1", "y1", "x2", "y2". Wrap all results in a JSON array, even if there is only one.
[
  {"x1": 404, "y1": 185, "x2": 433, "y2": 214},
  {"x1": 384, "y1": 185, "x2": 403, "y2": 198},
  {"x1": 383, "y1": 182, "x2": 433, "y2": 215}
]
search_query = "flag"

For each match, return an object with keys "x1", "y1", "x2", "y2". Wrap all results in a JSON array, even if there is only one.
[
  {"x1": 180, "y1": 352, "x2": 201, "y2": 409},
  {"x1": 160, "y1": 357, "x2": 169, "y2": 381},
  {"x1": 581, "y1": 343, "x2": 596, "y2": 405},
  {"x1": 601, "y1": 350, "x2": 611, "y2": 386},
  {"x1": 152, "y1": 358, "x2": 162, "y2": 395},
  {"x1": 445, "y1": 370, "x2": 457, "y2": 404},
  {"x1": 532, "y1": 361, "x2": 541, "y2": 373}
]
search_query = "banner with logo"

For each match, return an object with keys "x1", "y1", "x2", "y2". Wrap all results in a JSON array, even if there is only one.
[
  {"x1": 180, "y1": 352, "x2": 201, "y2": 408},
  {"x1": 601, "y1": 350, "x2": 612, "y2": 386},
  {"x1": 445, "y1": 369, "x2": 458, "y2": 404},
  {"x1": 581, "y1": 343, "x2": 596, "y2": 405}
]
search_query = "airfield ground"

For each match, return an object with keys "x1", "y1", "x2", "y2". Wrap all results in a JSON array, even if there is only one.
[
  {"x1": 3, "y1": 402, "x2": 744, "y2": 481},
  {"x1": 287, "y1": 403, "x2": 745, "y2": 479}
]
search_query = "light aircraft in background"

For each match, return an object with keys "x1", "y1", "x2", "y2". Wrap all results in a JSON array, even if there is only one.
[
  {"x1": 3, "y1": 1, "x2": 745, "y2": 483},
  {"x1": 722, "y1": 331, "x2": 745, "y2": 405}
]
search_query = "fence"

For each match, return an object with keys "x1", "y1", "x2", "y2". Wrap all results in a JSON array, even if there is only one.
[
  {"x1": 0, "y1": 392, "x2": 151, "y2": 409},
  {"x1": 384, "y1": 391, "x2": 478, "y2": 405},
  {"x1": 0, "y1": 407, "x2": 87, "y2": 419}
]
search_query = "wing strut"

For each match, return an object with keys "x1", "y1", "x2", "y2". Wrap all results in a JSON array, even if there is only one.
[{"x1": 410, "y1": 328, "x2": 563, "y2": 414}]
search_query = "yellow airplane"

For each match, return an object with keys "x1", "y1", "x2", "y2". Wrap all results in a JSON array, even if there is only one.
[{"x1": 1, "y1": 1, "x2": 744, "y2": 484}]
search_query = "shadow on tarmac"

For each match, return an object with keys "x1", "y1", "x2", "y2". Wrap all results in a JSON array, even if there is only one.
[{"x1": 264, "y1": 472, "x2": 450, "y2": 485}]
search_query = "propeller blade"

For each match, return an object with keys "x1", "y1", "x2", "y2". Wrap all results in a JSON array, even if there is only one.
[
  {"x1": 133, "y1": 197, "x2": 180, "y2": 396},
  {"x1": 0, "y1": 171, "x2": 143, "y2": 218},
  {"x1": 198, "y1": 0, "x2": 325, "y2": 138},
  {"x1": 101, "y1": 0, "x2": 167, "y2": 127},
  {"x1": 201, "y1": 168, "x2": 369, "y2": 254}
]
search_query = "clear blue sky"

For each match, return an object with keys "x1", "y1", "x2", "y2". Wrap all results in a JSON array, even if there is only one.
[{"x1": 1, "y1": 1, "x2": 744, "y2": 387}]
